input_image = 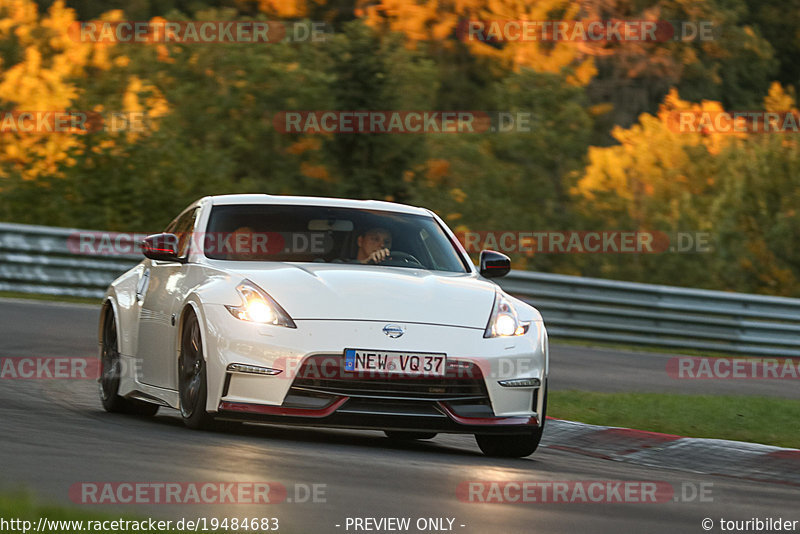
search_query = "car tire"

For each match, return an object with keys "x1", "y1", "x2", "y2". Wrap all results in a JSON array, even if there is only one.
[
  {"x1": 99, "y1": 307, "x2": 159, "y2": 417},
  {"x1": 178, "y1": 311, "x2": 215, "y2": 430},
  {"x1": 384, "y1": 431, "x2": 438, "y2": 441},
  {"x1": 475, "y1": 387, "x2": 547, "y2": 458}
]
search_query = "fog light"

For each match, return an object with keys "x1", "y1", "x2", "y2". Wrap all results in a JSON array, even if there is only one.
[
  {"x1": 226, "y1": 363, "x2": 282, "y2": 375},
  {"x1": 498, "y1": 378, "x2": 541, "y2": 387}
]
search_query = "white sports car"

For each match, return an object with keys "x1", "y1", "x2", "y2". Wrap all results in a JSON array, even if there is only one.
[{"x1": 99, "y1": 194, "x2": 549, "y2": 457}]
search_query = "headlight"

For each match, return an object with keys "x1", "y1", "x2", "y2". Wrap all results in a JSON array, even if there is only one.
[
  {"x1": 484, "y1": 291, "x2": 529, "y2": 338},
  {"x1": 225, "y1": 280, "x2": 296, "y2": 328}
]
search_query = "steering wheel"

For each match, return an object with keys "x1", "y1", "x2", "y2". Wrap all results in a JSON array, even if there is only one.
[{"x1": 379, "y1": 250, "x2": 423, "y2": 267}]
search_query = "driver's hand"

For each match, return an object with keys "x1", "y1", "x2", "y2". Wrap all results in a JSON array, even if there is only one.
[{"x1": 364, "y1": 248, "x2": 390, "y2": 264}]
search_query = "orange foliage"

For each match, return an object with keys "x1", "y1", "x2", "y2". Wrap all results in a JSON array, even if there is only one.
[
  {"x1": 575, "y1": 89, "x2": 736, "y2": 209},
  {"x1": 0, "y1": 1, "x2": 171, "y2": 180},
  {"x1": 300, "y1": 162, "x2": 332, "y2": 181},
  {"x1": 425, "y1": 157, "x2": 450, "y2": 184},
  {"x1": 359, "y1": 0, "x2": 596, "y2": 84},
  {"x1": 256, "y1": 0, "x2": 326, "y2": 18}
]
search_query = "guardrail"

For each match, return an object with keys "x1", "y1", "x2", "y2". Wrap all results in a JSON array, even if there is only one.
[
  {"x1": 502, "y1": 271, "x2": 800, "y2": 356},
  {"x1": 0, "y1": 222, "x2": 140, "y2": 299},
  {"x1": 1, "y1": 222, "x2": 798, "y2": 356}
]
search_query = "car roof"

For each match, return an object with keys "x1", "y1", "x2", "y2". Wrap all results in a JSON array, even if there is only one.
[{"x1": 207, "y1": 194, "x2": 432, "y2": 216}]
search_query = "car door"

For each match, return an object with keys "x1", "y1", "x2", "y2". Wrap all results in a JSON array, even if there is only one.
[{"x1": 136, "y1": 207, "x2": 199, "y2": 389}]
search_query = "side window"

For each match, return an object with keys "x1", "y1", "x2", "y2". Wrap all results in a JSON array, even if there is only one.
[{"x1": 170, "y1": 208, "x2": 199, "y2": 258}]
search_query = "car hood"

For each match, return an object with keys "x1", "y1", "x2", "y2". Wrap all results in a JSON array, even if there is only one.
[{"x1": 222, "y1": 263, "x2": 496, "y2": 328}]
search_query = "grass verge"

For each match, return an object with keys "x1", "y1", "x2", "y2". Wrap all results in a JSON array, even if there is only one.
[{"x1": 549, "y1": 390, "x2": 800, "y2": 448}]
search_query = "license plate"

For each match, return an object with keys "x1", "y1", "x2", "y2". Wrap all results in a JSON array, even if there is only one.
[{"x1": 344, "y1": 349, "x2": 446, "y2": 377}]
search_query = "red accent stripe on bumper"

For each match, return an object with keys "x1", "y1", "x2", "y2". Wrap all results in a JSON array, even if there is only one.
[
  {"x1": 218, "y1": 397, "x2": 349, "y2": 418},
  {"x1": 438, "y1": 402, "x2": 539, "y2": 426}
]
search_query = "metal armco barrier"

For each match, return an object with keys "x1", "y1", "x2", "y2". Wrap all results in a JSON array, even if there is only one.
[
  {"x1": 0, "y1": 222, "x2": 140, "y2": 299},
  {"x1": 501, "y1": 271, "x2": 800, "y2": 356},
  {"x1": 1, "y1": 222, "x2": 799, "y2": 356}
]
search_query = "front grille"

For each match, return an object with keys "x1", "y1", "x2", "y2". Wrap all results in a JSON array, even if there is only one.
[{"x1": 289, "y1": 354, "x2": 490, "y2": 402}]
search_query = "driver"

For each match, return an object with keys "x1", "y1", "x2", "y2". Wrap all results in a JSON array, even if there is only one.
[{"x1": 357, "y1": 227, "x2": 392, "y2": 264}]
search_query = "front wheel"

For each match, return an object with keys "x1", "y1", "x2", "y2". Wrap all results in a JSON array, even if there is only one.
[
  {"x1": 475, "y1": 429, "x2": 543, "y2": 458},
  {"x1": 475, "y1": 388, "x2": 547, "y2": 458},
  {"x1": 178, "y1": 311, "x2": 215, "y2": 430}
]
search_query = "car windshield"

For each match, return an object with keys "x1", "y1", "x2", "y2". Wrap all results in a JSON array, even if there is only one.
[{"x1": 203, "y1": 204, "x2": 469, "y2": 272}]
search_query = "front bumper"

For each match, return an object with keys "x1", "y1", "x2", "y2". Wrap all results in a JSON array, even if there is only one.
[
  {"x1": 216, "y1": 399, "x2": 540, "y2": 434},
  {"x1": 201, "y1": 304, "x2": 548, "y2": 434}
]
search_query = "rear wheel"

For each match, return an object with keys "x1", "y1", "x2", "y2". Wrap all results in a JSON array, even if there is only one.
[
  {"x1": 178, "y1": 311, "x2": 215, "y2": 430},
  {"x1": 99, "y1": 308, "x2": 158, "y2": 416},
  {"x1": 475, "y1": 388, "x2": 547, "y2": 458},
  {"x1": 384, "y1": 431, "x2": 437, "y2": 441}
]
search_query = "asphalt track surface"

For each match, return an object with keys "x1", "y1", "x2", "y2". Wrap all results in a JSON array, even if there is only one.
[{"x1": 0, "y1": 298, "x2": 797, "y2": 534}]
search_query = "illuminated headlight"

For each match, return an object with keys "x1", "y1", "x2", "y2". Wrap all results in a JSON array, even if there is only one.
[
  {"x1": 227, "y1": 363, "x2": 283, "y2": 376},
  {"x1": 225, "y1": 280, "x2": 296, "y2": 328},
  {"x1": 499, "y1": 378, "x2": 541, "y2": 387},
  {"x1": 484, "y1": 292, "x2": 530, "y2": 338}
]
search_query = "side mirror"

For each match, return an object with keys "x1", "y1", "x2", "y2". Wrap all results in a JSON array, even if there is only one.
[
  {"x1": 479, "y1": 250, "x2": 511, "y2": 278},
  {"x1": 142, "y1": 233, "x2": 181, "y2": 262}
]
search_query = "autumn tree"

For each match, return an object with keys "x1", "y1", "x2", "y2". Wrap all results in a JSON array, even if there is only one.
[
  {"x1": 0, "y1": 0, "x2": 116, "y2": 180},
  {"x1": 574, "y1": 84, "x2": 800, "y2": 295},
  {"x1": 358, "y1": 0, "x2": 597, "y2": 85}
]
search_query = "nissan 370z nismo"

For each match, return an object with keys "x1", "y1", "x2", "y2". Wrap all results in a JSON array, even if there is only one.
[{"x1": 99, "y1": 195, "x2": 549, "y2": 457}]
